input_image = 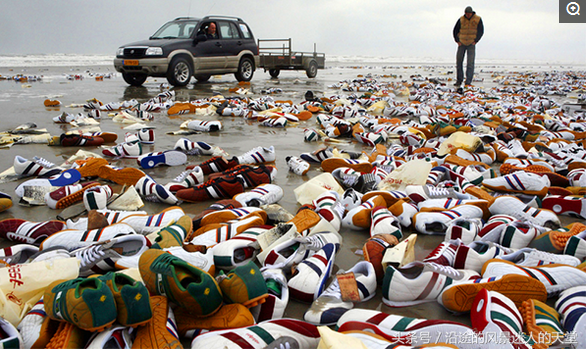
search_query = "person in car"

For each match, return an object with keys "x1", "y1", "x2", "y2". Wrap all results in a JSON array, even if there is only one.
[{"x1": 205, "y1": 23, "x2": 218, "y2": 39}]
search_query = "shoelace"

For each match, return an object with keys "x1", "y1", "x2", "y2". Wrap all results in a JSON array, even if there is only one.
[
  {"x1": 33, "y1": 156, "x2": 56, "y2": 169},
  {"x1": 426, "y1": 186, "x2": 452, "y2": 197},
  {"x1": 74, "y1": 245, "x2": 106, "y2": 269},
  {"x1": 172, "y1": 170, "x2": 192, "y2": 183},
  {"x1": 428, "y1": 262, "x2": 462, "y2": 279},
  {"x1": 320, "y1": 278, "x2": 342, "y2": 298}
]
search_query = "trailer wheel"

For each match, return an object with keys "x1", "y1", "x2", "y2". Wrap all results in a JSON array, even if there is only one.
[
  {"x1": 306, "y1": 60, "x2": 318, "y2": 78},
  {"x1": 269, "y1": 69, "x2": 280, "y2": 78}
]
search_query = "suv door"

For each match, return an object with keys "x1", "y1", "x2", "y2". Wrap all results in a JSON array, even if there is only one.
[
  {"x1": 192, "y1": 21, "x2": 227, "y2": 72},
  {"x1": 217, "y1": 21, "x2": 243, "y2": 70}
]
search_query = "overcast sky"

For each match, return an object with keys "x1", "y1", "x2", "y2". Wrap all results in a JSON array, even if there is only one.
[{"x1": 0, "y1": 0, "x2": 585, "y2": 64}]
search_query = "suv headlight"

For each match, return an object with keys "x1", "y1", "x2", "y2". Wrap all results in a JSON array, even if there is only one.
[
  {"x1": 145, "y1": 47, "x2": 163, "y2": 56},
  {"x1": 116, "y1": 48, "x2": 124, "y2": 56}
]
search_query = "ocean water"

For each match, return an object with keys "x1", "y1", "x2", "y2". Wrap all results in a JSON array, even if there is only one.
[{"x1": 0, "y1": 53, "x2": 584, "y2": 69}]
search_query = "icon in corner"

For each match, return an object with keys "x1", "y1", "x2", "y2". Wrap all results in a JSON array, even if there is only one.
[{"x1": 560, "y1": 0, "x2": 586, "y2": 22}]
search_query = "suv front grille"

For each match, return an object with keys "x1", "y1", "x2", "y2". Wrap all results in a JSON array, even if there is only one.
[{"x1": 123, "y1": 48, "x2": 147, "y2": 57}]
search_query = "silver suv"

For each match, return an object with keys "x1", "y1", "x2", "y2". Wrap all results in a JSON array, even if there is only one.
[{"x1": 114, "y1": 16, "x2": 259, "y2": 86}]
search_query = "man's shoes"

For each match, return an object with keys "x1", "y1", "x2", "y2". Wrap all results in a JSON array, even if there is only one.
[
  {"x1": 139, "y1": 249, "x2": 223, "y2": 317},
  {"x1": 189, "y1": 156, "x2": 239, "y2": 175},
  {"x1": 44, "y1": 277, "x2": 117, "y2": 331},
  {"x1": 174, "y1": 138, "x2": 215, "y2": 155},
  {"x1": 288, "y1": 243, "x2": 338, "y2": 302},
  {"x1": 102, "y1": 140, "x2": 143, "y2": 158},
  {"x1": 175, "y1": 176, "x2": 245, "y2": 203},
  {"x1": 236, "y1": 145, "x2": 276, "y2": 165},
  {"x1": 135, "y1": 175, "x2": 180, "y2": 205},
  {"x1": 217, "y1": 261, "x2": 269, "y2": 308},
  {"x1": 137, "y1": 150, "x2": 187, "y2": 169},
  {"x1": 165, "y1": 167, "x2": 204, "y2": 192},
  {"x1": 0, "y1": 218, "x2": 66, "y2": 245}
]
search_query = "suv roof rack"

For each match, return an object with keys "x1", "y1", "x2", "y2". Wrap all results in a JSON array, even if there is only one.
[
  {"x1": 202, "y1": 15, "x2": 244, "y2": 22},
  {"x1": 173, "y1": 17, "x2": 199, "y2": 21}
]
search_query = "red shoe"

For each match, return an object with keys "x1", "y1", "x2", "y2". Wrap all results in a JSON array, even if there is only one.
[
  {"x1": 187, "y1": 156, "x2": 239, "y2": 175},
  {"x1": 216, "y1": 165, "x2": 276, "y2": 188},
  {"x1": 176, "y1": 177, "x2": 245, "y2": 203},
  {"x1": 60, "y1": 134, "x2": 104, "y2": 147},
  {"x1": 0, "y1": 219, "x2": 65, "y2": 245}
]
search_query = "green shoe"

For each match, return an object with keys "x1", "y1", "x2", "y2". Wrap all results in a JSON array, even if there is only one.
[
  {"x1": 217, "y1": 261, "x2": 268, "y2": 308},
  {"x1": 94, "y1": 271, "x2": 152, "y2": 327},
  {"x1": 139, "y1": 249, "x2": 223, "y2": 317},
  {"x1": 151, "y1": 215, "x2": 192, "y2": 249},
  {"x1": 44, "y1": 278, "x2": 117, "y2": 332}
]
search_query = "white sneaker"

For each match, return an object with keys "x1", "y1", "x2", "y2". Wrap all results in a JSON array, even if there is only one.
[
  {"x1": 233, "y1": 183, "x2": 283, "y2": 207},
  {"x1": 489, "y1": 196, "x2": 561, "y2": 229},
  {"x1": 164, "y1": 167, "x2": 204, "y2": 192},
  {"x1": 285, "y1": 156, "x2": 310, "y2": 175},
  {"x1": 39, "y1": 222, "x2": 137, "y2": 251},
  {"x1": 303, "y1": 261, "x2": 377, "y2": 325},
  {"x1": 500, "y1": 248, "x2": 582, "y2": 267},
  {"x1": 236, "y1": 146, "x2": 276, "y2": 164},
  {"x1": 414, "y1": 204, "x2": 484, "y2": 235}
]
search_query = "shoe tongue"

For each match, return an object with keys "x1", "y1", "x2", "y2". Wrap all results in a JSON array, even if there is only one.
[{"x1": 183, "y1": 244, "x2": 207, "y2": 254}]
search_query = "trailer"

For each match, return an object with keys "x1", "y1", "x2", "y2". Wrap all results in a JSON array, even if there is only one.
[{"x1": 257, "y1": 38, "x2": 326, "y2": 78}]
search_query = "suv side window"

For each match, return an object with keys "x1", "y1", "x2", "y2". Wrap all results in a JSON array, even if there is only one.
[
  {"x1": 219, "y1": 21, "x2": 241, "y2": 40},
  {"x1": 239, "y1": 23, "x2": 252, "y2": 39}
]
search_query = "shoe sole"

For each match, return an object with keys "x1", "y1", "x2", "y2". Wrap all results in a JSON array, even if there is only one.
[
  {"x1": 242, "y1": 293, "x2": 269, "y2": 308},
  {"x1": 139, "y1": 151, "x2": 187, "y2": 169},
  {"x1": 48, "y1": 169, "x2": 82, "y2": 187},
  {"x1": 77, "y1": 158, "x2": 109, "y2": 178},
  {"x1": 530, "y1": 230, "x2": 576, "y2": 253},
  {"x1": 98, "y1": 166, "x2": 145, "y2": 186},
  {"x1": 441, "y1": 274, "x2": 547, "y2": 313},
  {"x1": 521, "y1": 300, "x2": 552, "y2": 349},
  {"x1": 45, "y1": 322, "x2": 91, "y2": 349},
  {"x1": 55, "y1": 182, "x2": 101, "y2": 209},
  {"x1": 542, "y1": 196, "x2": 586, "y2": 219}
]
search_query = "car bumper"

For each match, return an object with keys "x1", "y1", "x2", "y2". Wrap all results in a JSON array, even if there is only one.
[{"x1": 113, "y1": 57, "x2": 169, "y2": 75}]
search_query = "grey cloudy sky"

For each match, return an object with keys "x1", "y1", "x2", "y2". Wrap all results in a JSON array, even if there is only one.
[{"x1": 1, "y1": 0, "x2": 586, "y2": 64}]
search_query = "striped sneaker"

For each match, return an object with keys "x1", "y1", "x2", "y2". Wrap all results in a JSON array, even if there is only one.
[
  {"x1": 186, "y1": 119, "x2": 222, "y2": 132},
  {"x1": 13, "y1": 155, "x2": 63, "y2": 178},
  {"x1": 165, "y1": 167, "x2": 204, "y2": 192},
  {"x1": 0, "y1": 218, "x2": 66, "y2": 245},
  {"x1": 303, "y1": 261, "x2": 377, "y2": 325},
  {"x1": 500, "y1": 248, "x2": 582, "y2": 267},
  {"x1": 481, "y1": 259, "x2": 587, "y2": 297},
  {"x1": 370, "y1": 206, "x2": 402, "y2": 238},
  {"x1": 470, "y1": 289, "x2": 534, "y2": 349},
  {"x1": 233, "y1": 183, "x2": 284, "y2": 207},
  {"x1": 174, "y1": 138, "x2": 214, "y2": 155},
  {"x1": 188, "y1": 213, "x2": 265, "y2": 247},
  {"x1": 192, "y1": 156, "x2": 239, "y2": 175},
  {"x1": 554, "y1": 285, "x2": 586, "y2": 348},
  {"x1": 336, "y1": 309, "x2": 478, "y2": 348},
  {"x1": 520, "y1": 299, "x2": 564, "y2": 349},
  {"x1": 564, "y1": 229, "x2": 586, "y2": 261},
  {"x1": 119, "y1": 206, "x2": 185, "y2": 234},
  {"x1": 444, "y1": 218, "x2": 483, "y2": 244},
  {"x1": 382, "y1": 261, "x2": 479, "y2": 307},
  {"x1": 413, "y1": 205, "x2": 484, "y2": 235},
  {"x1": 82, "y1": 185, "x2": 113, "y2": 211},
  {"x1": 39, "y1": 222, "x2": 136, "y2": 251},
  {"x1": 451, "y1": 241, "x2": 513, "y2": 272},
  {"x1": 70, "y1": 235, "x2": 150, "y2": 276},
  {"x1": 150, "y1": 215, "x2": 192, "y2": 250},
  {"x1": 482, "y1": 171, "x2": 550, "y2": 197},
  {"x1": 135, "y1": 175, "x2": 180, "y2": 205},
  {"x1": 477, "y1": 215, "x2": 541, "y2": 249},
  {"x1": 342, "y1": 195, "x2": 387, "y2": 230},
  {"x1": 17, "y1": 299, "x2": 51, "y2": 349},
  {"x1": 44, "y1": 182, "x2": 100, "y2": 209},
  {"x1": 175, "y1": 176, "x2": 245, "y2": 203},
  {"x1": 212, "y1": 227, "x2": 265, "y2": 270},
  {"x1": 101, "y1": 140, "x2": 143, "y2": 158},
  {"x1": 489, "y1": 196, "x2": 561, "y2": 230},
  {"x1": 218, "y1": 164, "x2": 277, "y2": 189},
  {"x1": 190, "y1": 319, "x2": 320, "y2": 349},
  {"x1": 405, "y1": 185, "x2": 471, "y2": 204},
  {"x1": 438, "y1": 273, "x2": 547, "y2": 313},
  {"x1": 288, "y1": 243, "x2": 338, "y2": 302},
  {"x1": 236, "y1": 146, "x2": 276, "y2": 165},
  {"x1": 300, "y1": 147, "x2": 334, "y2": 163}
]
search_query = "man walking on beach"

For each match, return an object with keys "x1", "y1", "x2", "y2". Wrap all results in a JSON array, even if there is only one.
[{"x1": 453, "y1": 6, "x2": 484, "y2": 87}]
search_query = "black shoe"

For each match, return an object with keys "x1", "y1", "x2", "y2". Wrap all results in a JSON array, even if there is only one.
[{"x1": 453, "y1": 82, "x2": 462, "y2": 87}]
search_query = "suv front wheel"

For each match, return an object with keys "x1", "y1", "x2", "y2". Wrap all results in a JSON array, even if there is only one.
[
  {"x1": 234, "y1": 57, "x2": 254, "y2": 82},
  {"x1": 167, "y1": 56, "x2": 193, "y2": 86},
  {"x1": 122, "y1": 73, "x2": 147, "y2": 87}
]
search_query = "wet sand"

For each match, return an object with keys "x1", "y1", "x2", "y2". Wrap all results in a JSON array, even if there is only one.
[{"x1": 0, "y1": 61, "x2": 584, "y2": 337}]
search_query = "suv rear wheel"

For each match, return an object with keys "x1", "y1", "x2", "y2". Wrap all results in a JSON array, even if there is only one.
[
  {"x1": 122, "y1": 73, "x2": 147, "y2": 86},
  {"x1": 167, "y1": 56, "x2": 193, "y2": 86},
  {"x1": 235, "y1": 57, "x2": 254, "y2": 82}
]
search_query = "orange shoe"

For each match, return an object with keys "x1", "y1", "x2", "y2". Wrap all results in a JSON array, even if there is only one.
[
  {"x1": 75, "y1": 157, "x2": 108, "y2": 178},
  {"x1": 131, "y1": 296, "x2": 182, "y2": 349},
  {"x1": 175, "y1": 303, "x2": 254, "y2": 337},
  {"x1": 217, "y1": 261, "x2": 269, "y2": 308},
  {"x1": 97, "y1": 165, "x2": 146, "y2": 186},
  {"x1": 287, "y1": 209, "x2": 321, "y2": 234},
  {"x1": 44, "y1": 99, "x2": 61, "y2": 107},
  {"x1": 45, "y1": 322, "x2": 90, "y2": 349}
]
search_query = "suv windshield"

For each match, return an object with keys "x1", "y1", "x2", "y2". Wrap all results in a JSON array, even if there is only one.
[{"x1": 151, "y1": 20, "x2": 199, "y2": 39}]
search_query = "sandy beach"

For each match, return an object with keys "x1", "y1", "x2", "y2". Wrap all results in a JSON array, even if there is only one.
[{"x1": 0, "y1": 57, "x2": 585, "y2": 347}]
